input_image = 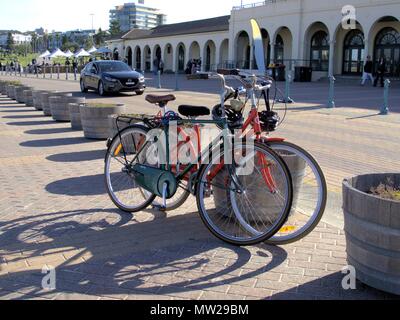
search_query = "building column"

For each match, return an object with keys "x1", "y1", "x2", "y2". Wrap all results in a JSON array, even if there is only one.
[
  {"x1": 363, "y1": 40, "x2": 369, "y2": 62},
  {"x1": 250, "y1": 43, "x2": 254, "y2": 70},
  {"x1": 270, "y1": 41, "x2": 275, "y2": 64},
  {"x1": 215, "y1": 44, "x2": 221, "y2": 69},
  {"x1": 172, "y1": 47, "x2": 177, "y2": 73},
  {"x1": 328, "y1": 39, "x2": 335, "y2": 77}
]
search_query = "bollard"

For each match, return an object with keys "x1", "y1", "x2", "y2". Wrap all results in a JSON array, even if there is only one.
[
  {"x1": 175, "y1": 71, "x2": 179, "y2": 91},
  {"x1": 50, "y1": 66, "x2": 53, "y2": 79},
  {"x1": 328, "y1": 75, "x2": 336, "y2": 108},
  {"x1": 74, "y1": 68, "x2": 77, "y2": 81},
  {"x1": 43, "y1": 66, "x2": 46, "y2": 78},
  {"x1": 157, "y1": 70, "x2": 162, "y2": 89},
  {"x1": 66, "y1": 66, "x2": 69, "y2": 80},
  {"x1": 284, "y1": 73, "x2": 294, "y2": 104},
  {"x1": 57, "y1": 65, "x2": 60, "y2": 79},
  {"x1": 381, "y1": 79, "x2": 390, "y2": 115}
]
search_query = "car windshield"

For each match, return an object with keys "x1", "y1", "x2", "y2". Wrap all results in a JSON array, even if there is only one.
[{"x1": 99, "y1": 62, "x2": 132, "y2": 72}]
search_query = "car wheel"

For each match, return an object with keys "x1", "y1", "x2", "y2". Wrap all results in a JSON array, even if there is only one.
[
  {"x1": 98, "y1": 81, "x2": 106, "y2": 96},
  {"x1": 135, "y1": 90, "x2": 144, "y2": 96},
  {"x1": 80, "y1": 79, "x2": 88, "y2": 93}
]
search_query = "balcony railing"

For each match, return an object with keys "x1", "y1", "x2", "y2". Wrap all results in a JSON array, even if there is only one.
[{"x1": 232, "y1": 0, "x2": 282, "y2": 11}]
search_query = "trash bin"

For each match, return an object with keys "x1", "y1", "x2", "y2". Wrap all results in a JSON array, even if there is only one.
[
  {"x1": 295, "y1": 66, "x2": 312, "y2": 82},
  {"x1": 268, "y1": 65, "x2": 286, "y2": 81}
]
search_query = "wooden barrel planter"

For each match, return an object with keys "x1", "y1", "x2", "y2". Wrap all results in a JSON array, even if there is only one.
[
  {"x1": 32, "y1": 90, "x2": 45, "y2": 110},
  {"x1": 7, "y1": 85, "x2": 20, "y2": 100},
  {"x1": 15, "y1": 86, "x2": 32, "y2": 103},
  {"x1": 43, "y1": 92, "x2": 72, "y2": 116},
  {"x1": 51, "y1": 96, "x2": 85, "y2": 122},
  {"x1": 81, "y1": 103, "x2": 127, "y2": 140},
  {"x1": 5, "y1": 85, "x2": 14, "y2": 98},
  {"x1": 0, "y1": 81, "x2": 6, "y2": 94},
  {"x1": 343, "y1": 173, "x2": 400, "y2": 295},
  {"x1": 69, "y1": 103, "x2": 85, "y2": 130},
  {"x1": 40, "y1": 92, "x2": 53, "y2": 116},
  {"x1": 108, "y1": 114, "x2": 146, "y2": 139},
  {"x1": 213, "y1": 151, "x2": 307, "y2": 222},
  {"x1": 23, "y1": 90, "x2": 34, "y2": 107}
]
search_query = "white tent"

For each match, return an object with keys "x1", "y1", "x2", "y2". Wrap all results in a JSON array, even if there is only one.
[
  {"x1": 88, "y1": 46, "x2": 97, "y2": 54},
  {"x1": 39, "y1": 50, "x2": 51, "y2": 58},
  {"x1": 49, "y1": 48, "x2": 67, "y2": 59},
  {"x1": 64, "y1": 50, "x2": 74, "y2": 58},
  {"x1": 74, "y1": 48, "x2": 91, "y2": 58}
]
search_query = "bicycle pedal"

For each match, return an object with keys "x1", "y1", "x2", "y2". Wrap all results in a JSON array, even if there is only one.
[{"x1": 152, "y1": 205, "x2": 167, "y2": 212}]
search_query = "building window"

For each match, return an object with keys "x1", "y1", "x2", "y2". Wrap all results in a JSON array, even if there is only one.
[
  {"x1": 310, "y1": 31, "x2": 329, "y2": 72},
  {"x1": 374, "y1": 27, "x2": 400, "y2": 77},
  {"x1": 274, "y1": 35, "x2": 284, "y2": 63},
  {"x1": 343, "y1": 30, "x2": 365, "y2": 75}
]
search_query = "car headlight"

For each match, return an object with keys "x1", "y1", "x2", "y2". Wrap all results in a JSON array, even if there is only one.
[
  {"x1": 104, "y1": 76, "x2": 117, "y2": 82},
  {"x1": 139, "y1": 77, "x2": 145, "y2": 82}
]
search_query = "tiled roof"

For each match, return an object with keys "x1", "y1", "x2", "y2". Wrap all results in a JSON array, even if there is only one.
[{"x1": 121, "y1": 15, "x2": 230, "y2": 40}]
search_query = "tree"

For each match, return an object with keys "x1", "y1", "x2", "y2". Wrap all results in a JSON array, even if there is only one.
[
  {"x1": 31, "y1": 33, "x2": 38, "y2": 53},
  {"x1": 62, "y1": 34, "x2": 69, "y2": 47},
  {"x1": 61, "y1": 41, "x2": 79, "y2": 53},
  {"x1": 94, "y1": 28, "x2": 107, "y2": 46},
  {"x1": 109, "y1": 19, "x2": 121, "y2": 36},
  {"x1": 6, "y1": 32, "x2": 14, "y2": 51}
]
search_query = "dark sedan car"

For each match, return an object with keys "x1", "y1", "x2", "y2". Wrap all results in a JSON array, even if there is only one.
[{"x1": 80, "y1": 60, "x2": 146, "y2": 96}]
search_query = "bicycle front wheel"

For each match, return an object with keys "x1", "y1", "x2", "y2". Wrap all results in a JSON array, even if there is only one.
[
  {"x1": 196, "y1": 141, "x2": 293, "y2": 246},
  {"x1": 265, "y1": 141, "x2": 327, "y2": 245}
]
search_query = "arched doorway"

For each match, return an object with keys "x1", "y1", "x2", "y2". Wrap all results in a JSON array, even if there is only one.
[
  {"x1": 374, "y1": 27, "x2": 400, "y2": 77},
  {"x1": 134, "y1": 46, "x2": 142, "y2": 71},
  {"x1": 177, "y1": 43, "x2": 186, "y2": 72},
  {"x1": 261, "y1": 29, "x2": 271, "y2": 67},
  {"x1": 219, "y1": 39, "x2": 229, "y2": 68},
  {"x1": 143, "y1": 46, "x2": 151, "y2": 72},
  {"x1": 343, "y1": 30, "x2": 365, "y2": 75},
  {"x1": 274, "y1": 27, "x2": 293, "y2": 66},
  {"x1": 310, "y1": 30, "x2": 329, "y2": 72},
  {"x1": 126, "y1": 46, "x2": 133, "y2": 67},
  {"x1": 236, "y1": 31, "x2": 250, "y2": 69},
  {"x1": 204, "y1": 40, "x2": 216, "y2": 71},
  {"x1": 113, "y1": 48, "x2": 119, "y2": 61},
  {"x1": 274, "y1": 35, "x2": 284, "y2": 63}
]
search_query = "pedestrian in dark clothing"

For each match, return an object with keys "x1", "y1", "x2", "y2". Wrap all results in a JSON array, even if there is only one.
[
  {"x1": 374, "y1": 57, "x2": 386, "y2": 87},
  {"x1": 361, "y1": 56, "x2": 374, "y2": 86}
]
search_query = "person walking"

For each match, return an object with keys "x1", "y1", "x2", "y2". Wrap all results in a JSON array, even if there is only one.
[
  {"x1": 361, "y1": 56, "x2": 374, "y2": 86},
  {"x1": 159, "y1": 59, "x2": 164, "y2": 74},
  {"x1": 374, "y1": 57, "x2": 386, "y2": 87}
]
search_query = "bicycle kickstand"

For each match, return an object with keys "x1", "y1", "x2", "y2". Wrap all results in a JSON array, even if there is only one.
[{"x1": 152, "y1": 183, "x2": 168, "y2": 212}]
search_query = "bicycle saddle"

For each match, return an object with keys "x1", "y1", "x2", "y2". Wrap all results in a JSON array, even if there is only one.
[
  {"x1": 145, "y1": 94, "x2": 176, "y2": 105},
  {"x1": 178, "y1": 105, "x2": 211, "y2": 118}
]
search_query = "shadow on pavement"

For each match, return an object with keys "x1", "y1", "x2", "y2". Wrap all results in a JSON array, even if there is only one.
[
  {"x1": 25, "y1": 127, "x2": 75, "y2": 135},
  {"x1": 47, "y1": 150, "x2": 105, "y2": 163},
  {"x1": 7, "y1": 120, "x2": 56, "y2": 126},
  {"x1": 0, "y1": 109, "x2": 38, "y2": 113},
  {"x1": 0, "y1": 207, "x2": 288, "y2": 300},
  {"x1": 46, "y1": 174, "x2": 106, "y2": 196},
  {"x1": 20, "y1": 137, "x2": 94, "y2": 148},
  {"x1": 3, "y1": 115, "x2": 46, "y2": 120},
  {"x1": 270, "y1": 273, "x2": 396, "y2": 300}
]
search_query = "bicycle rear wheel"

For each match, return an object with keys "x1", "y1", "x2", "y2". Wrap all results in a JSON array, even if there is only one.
[
  {"x1": 105, "y1": 125, "x2": 156, "y2": 212},
  {"x1": 196, "y1": 141, "x2": 293, "y2": 246},
  {"x1": 265, "y1": 141, "x2": 327, "y2": 245}
]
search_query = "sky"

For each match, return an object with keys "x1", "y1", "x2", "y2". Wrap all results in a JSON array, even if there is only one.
[{"x1": 0, "y1": 0, "x2": 256, "y2": 32}]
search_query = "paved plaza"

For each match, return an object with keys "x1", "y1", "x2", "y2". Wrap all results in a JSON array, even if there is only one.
[{"x1": 0, "y1": 73, "x2": 399, "y2": 300}]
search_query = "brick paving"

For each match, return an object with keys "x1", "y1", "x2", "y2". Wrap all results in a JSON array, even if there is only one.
[{"x1": 0, "y1": 74, "x2": 399, "y2": 300}]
